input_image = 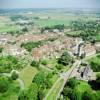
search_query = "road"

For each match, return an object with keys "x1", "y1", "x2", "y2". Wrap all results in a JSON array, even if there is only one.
[{"x1": 43, "y1": 60, "x2": 81, "y2": 100}]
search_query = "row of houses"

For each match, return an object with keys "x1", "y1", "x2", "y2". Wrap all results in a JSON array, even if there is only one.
[
  {"x1": 0, "y1": 32, "x2": 58, "y2": 45},
  {"x1": 0, "y1": 33, "x2": 99, "y2": 58},
  {"x1": 0, "y1": 34, "x2": 16, "y2": 45},
  {"x1": 1, "y1": 44, "x2": 27, "y2": 56},
  {"x1": 32, "y1": 36, "x2": 98, "y2": 61},
  {"x1": 70, "y1": 38, "x2": 97, "y2": 58},
  {"x1": 32, "y1": 37, "x2": 80, "y2": 61}
]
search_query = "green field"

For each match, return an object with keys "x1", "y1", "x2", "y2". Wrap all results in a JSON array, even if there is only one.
[
  {"x1": 0, "y1": 25, "x2": 20, "y2": 33},
  {"x1": 19, "y1": 66, "x2": 38, "y2": 88}
]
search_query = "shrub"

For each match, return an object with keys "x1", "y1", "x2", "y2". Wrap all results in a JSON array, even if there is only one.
[
  {"x1": 0, "y1": 76, "x2": 10, "y2": 93},
  {"x1": 58, "y1": 51, "x2": 74, "y2": 66},
  {"x1": 31, "y1": 60, "x2": 39, "y2": 68},
  {"x1": 55, "y1": 64, "x2": 63, "y2": 70},
  {"x1": 41, "y1": 60, "x2": 47, "y2": 65},
  {"x1": 11, "y1": 71, "x2": 19, "y2": 80}
]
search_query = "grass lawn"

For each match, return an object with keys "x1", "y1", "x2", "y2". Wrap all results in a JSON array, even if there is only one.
[
  {"x1": 65, "y1": 30, "x2": 81, "y2": 36},
  {"x1": 19, "y1": 66, "x2": 38, "y2": 88},
  {"x1": 46, "y1": 79, "x2": 64, "y2": 100}
]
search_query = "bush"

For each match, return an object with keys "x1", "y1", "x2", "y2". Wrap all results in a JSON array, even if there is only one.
[
  {"x1": 22, "y1": 27, "x2": 28, "y2": 32},
  {"x1": 11, "y1": 71, "x2": 19, "y2": 80},
  {"x1": 31, "y1": 60, "x2": 39, "y2": 68},
  {"x1": 82, "y1": 91, "x2": 96, "y2": 100},
  {"x1": 0, "y1": 56, "x2": 24, "y2": 73},
  {"x1": 41, "y1": 60, "x2": 47, "y2": 65},
  {"x1": 0, "y1": 76, "x2": 10, "y2": 93},
  {"x1": 67, "y1": 78, "x2": 79, "y2": 89},
  {"x1": 55, "y1": 64, "x2": 63, "y2": 70},
  {"x1": 27, "y1": 83, "x2": 38, "y2": 100},
  {"x1": 0, "y1": 47, "x2": 3, "y2": 53},
  {"x1": 18, "y1": 90, "x2": 28, "y2": 100},
  {"x1": 32, "y1": 72, "x2": 52, "y2": 89},
  {"x1": 58, "y1": 51, "x2": 74, "y2": 66},
  {"x1": 90, "y1": 61, "x2": 100, "y2": 72}
]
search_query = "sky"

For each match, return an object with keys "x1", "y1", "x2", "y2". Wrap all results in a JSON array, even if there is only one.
[{"x1": 0, "y1": 0, "x2": 100, "y2": 9}]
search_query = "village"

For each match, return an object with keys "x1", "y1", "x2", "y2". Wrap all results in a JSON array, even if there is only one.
[
  {"x1": 0, "y1": 7, "x2": 100, "y2": 100},
  {"x1": 0, "y1": 29, "x2": 99, "y2": 82}
]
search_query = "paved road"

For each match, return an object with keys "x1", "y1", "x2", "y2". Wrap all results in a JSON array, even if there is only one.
[{"x1": 43, "y1": 60, "x2": 81, "y2": 100}]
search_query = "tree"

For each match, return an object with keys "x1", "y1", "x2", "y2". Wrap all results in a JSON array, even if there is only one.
[
  {"x1": 0, "y1": 76, "x2": 10, "y2": 93},
  {"x1": 27, "y1": 83, "x2": 38, "y2": 100},
  {"x1": 62, "y1": 87, "x2": 73, "y2": 98},
  {"x1": 58, "y1": 51, "x2": 74, "y2": 66},
  {"x1": 67, "y1": 78, "x2": 79, "y2": 89},
  {"x1": 71, "y1": 90, "x2": 81, "y2": 100},
  {"x1": 22, "y1": 27, "x2": 28, "y2": 32},
  {"x1": 41, "y1": 60, "x2": 47, "y2": 65},
  {"x1": 18, "y1": 90, "x2": 28, "y2": 100},
  {"x1": 38, "y1": 88, "x2": 45, "y2": 100},
  {"x1": 70, "y1": 20, "x2": 100, "y2": 42},
  {"x1": 31, "y1": 60, "x2": 39, "y2": 68},
  {"x1": 32, "y1": 72, "x2": 46, "y2": 89},
  {"x1": 0, "y1": 56, "x2": 24, "y2": 73},
  {"x1": 32, "y1": 72, "x2": 52, "y2": 89},
  {"x1": 82, "y1": 91, "x2": 96, "y2": 100},
  {"x1": 96, "y1": 73, "x2": 100, "y2": 83},
  {"x1": 0, "y1": 47, "x2": 3, "y2": 53},
  {"x1": 11, "y1": 71, "x2": 19, "y2": 80},
  {"x1": 55, "y1": 64, "x2": 64, "y2": 70}
]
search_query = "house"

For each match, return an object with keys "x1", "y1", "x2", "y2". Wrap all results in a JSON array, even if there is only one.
[
  {"x1": 76, "y1": 63, "x2": 96, "y2": 81},
  {"x1": 94, "y1": 42, "x2": 100, "y2": 53},
  {"x1": 17, "y1": 33, "x2": 56, "y2": 44},
  {"x1": 0, "y1": 34, "x2": 15, "y2": 45},
  {"x1": 2, "y1": 44, "x2": 27, "y2": 56},
  {"x1": 32, "y1": 36, "x2": 75, "y2": 61},
  {"x1": 70, "y1": 38, "x2": 84, "y2": 56},
  {"x1": 32, "y1": 39, "x2": 63, "y2": 60},
  {"x1": 83, "y1": 43, "x2": 96, "y2": 57}
]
